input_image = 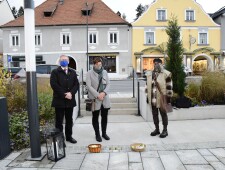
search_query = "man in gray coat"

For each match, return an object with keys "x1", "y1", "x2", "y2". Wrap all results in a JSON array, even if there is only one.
[{"x1": 86, "y1": 57, "x2": 111, "y2": 142}]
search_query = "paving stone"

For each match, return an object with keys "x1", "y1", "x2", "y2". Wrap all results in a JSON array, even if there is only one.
[
  {"x1": 219, "y1": 158, "x2": 225, "y2": 165},
  {"x1": 176, "y1": 150, "x2": 208, "y2": 165},
  {"x1": 209, "y1": 148, "x2": 225, "y2": 159},
  {"x1": 198, "y1": 149, "x2": 213, "y2": 156},
  {"x1": 108, "y1": 153, "x2": 128, "y2": 170},
  {"x1": 4, "y1": 152, "x2": 22, "y2": 161},
  {"x1": 210, "y1": 161, "x2": 225, "y2": 170},
  {"x1": 204, "y1": 155, "x2": 219, "y2": 162},
  {"x1": 7, "y1": 168, "x2": 39, "y2": 170},
  {"x1": 0, "y1": 160, "x2": 12, "y2": 169},
  {"x1": 146, "y1": 144, "x2": 165, "y2": 151},
  {"x1": 129, "y1": 163, "x2": 143, "y2": 170},
  {"x1": 80, "y1": 153, "x2": 109, "y2": 170},
  {"x1": 142, "y1": 158, "x2": 164, "y2": 170},
  {"x1": 185, "y1": 165, "x2": 214, "y2": 170},
  {"x1": 141, "y1": 151, "x2": 159, "y2": 158},
  {"x1": 158, "y1": 151, "x2": 185, "y2": 170},
  {"x1": 128, "y1": 152, "x2": 142, "y2": 163},
  {"x1": 53, "y1": 153, "x2": 85, "y2": 170}
]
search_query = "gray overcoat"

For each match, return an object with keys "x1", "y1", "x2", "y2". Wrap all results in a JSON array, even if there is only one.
[{"x1": 86, "y1": 69, "x2": 111, "y2": 111}]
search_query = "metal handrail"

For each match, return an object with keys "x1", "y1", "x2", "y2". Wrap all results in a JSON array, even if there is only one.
[
  {"x1": 132, "y1": 68, "x2": 141, "y2": 116},
  {"x1": 77, "y1": 68, "x2": 84, "y2": 118}
]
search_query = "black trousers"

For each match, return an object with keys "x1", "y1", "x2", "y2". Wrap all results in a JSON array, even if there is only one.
[
  {"x1": 92, "y1": 105, "x2": 109, "y2": 136},
  {"x1": 55, "y1": 107, "x2": 74, "y2": 139},
  {"x1": 152, "y1": 106, "x2": 168, "y2": 130}
]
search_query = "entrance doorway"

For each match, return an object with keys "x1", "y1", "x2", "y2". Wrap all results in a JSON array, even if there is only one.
[
  {"x1": 68, "y1": 56, "x2": 77, "y2": 70},
  {"x1": 192, "y1": 55, "x2": 212, "y2": 75}
]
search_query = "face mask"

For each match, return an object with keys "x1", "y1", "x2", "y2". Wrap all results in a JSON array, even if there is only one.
[
  {"x1": 95, "y1": 65, "x2": 102, "y2": 70},
  {"x1": 60, "y1": 60, "x2": 69, "y2": 67},
  {"x1": 154, "y1": 64, "x2": 161, "y2": 73}
]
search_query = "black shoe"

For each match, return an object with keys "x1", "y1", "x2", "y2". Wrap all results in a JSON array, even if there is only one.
[
  {"x1": 159, "y1": 130, "x2": 168, "y2": 138},
  {"x1": 150, "y1": 129, "x2": 160, "y2": 136},
  {"x1": 102, "y1": 134, "x2": 110, "y2": 140},
  {"x1": 66, "y1": 137, "x2": 77, "y2": 144},
  {"x1": 96, "y1": 135, "x2": 102, "y2": 142}
]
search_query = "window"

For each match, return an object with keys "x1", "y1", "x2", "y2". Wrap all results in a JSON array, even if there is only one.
[
  {"x1": 199, "y1": 33, "x2": 208, "y2": 45},
  {"x1": 108, "y1": 32, "x2": 119, "y2": 44},
  {"x1": 145, "y1": 32, "x2": 155, "y2": 44},
  {"x1": 157, "y1": 9, "x2": 166, "y2": 21},
  {"x1": 35, "y1": 33, "x2": 42, "y2": 46},
  {"x1": 89, "y1": 32, "x2": 98, "y2": 44},
  {"x1": 89, "y1": 56, "x2": 116, "y2": 73},
  {"x1": 186, "y1": 10, "x2": 195, "y2": 21},
  {"x1": 60, "y1": 32, "x2": 71, "y2": 46},
  {"x1": 10, "y1": 34, "x2": 20, "y2": 47}
]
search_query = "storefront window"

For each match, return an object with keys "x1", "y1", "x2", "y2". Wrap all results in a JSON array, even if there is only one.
[
  {"x1": 89, "y1": 56, "x2": 116, "y2": 73},
  {"x1": 193, "y1": 59, "x2": 207, "y2": 75},
  {"x1": 142, "y1": 57, "x2": 164, "y2": 71}
]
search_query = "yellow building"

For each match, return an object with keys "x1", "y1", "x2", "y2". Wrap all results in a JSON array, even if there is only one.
[{"x1": 132, "y1": 0, "x2": 221, "y2": 75}]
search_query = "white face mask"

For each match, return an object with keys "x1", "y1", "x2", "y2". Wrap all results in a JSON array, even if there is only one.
[{"x1": 95, "y1": 64, "x2": 102, "y2": 70}]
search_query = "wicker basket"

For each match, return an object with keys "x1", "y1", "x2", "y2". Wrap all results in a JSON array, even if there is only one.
[
  {"x1": 130, "y1": 143, "x2": 146, "y2": 152},
  {"x1": 88, "y1": 144, "x2": 102, "y2": 153}
]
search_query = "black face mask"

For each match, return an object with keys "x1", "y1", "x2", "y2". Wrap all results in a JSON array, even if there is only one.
[{"x1": 154, "y1": 64, "x2": 161, "y2": 73}]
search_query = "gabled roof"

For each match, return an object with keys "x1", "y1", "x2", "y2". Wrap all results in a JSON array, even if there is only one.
[
  {"x1": 2, "y1": 0, "x2": 129, "y2": 28},
  {"x1": 211, "y1": 6, "x2": 225, "y2": 19}
]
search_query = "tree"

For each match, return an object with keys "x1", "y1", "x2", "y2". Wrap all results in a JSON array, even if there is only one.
[
  {"x1": 17, "y1": 6, "x2": 24, "y2": 18},
  {"x1": 11, "y1": 6, "x2": 17, "y2": 18},
  {"x1": 165, "y1": 16, "x2": 186, "y2": 97},
  {"x1": 135, "y1": 4, "x2": 145, "y2": 20}
]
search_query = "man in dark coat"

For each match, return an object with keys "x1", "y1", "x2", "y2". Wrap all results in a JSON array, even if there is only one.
[{"x1": 50, "y1": 55, "x2": 79, "y2": 144}]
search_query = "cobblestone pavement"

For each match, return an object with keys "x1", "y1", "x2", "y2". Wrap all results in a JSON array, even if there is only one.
[
  {"x1": 1, "y1": 115, "x2": 225, "y2": 170},
  {"x1": 1, "y1": 142, "x2": 225, "y2": 170}
]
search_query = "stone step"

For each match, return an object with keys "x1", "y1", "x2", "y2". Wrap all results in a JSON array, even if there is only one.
[
  {"x1": 81, "y1": 108, "x2": 138, "y2": 116},
  {"x1": 80, "y1": 103, "x2": 137, "y2": 110}
]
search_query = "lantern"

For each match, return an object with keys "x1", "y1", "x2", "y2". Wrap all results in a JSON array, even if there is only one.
[{"x1": 46, "y1": 128, "x2": 65, "y2": 162}]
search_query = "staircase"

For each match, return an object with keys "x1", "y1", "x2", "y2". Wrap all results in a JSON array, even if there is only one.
[{"x1": 80, "y1": 97, "x2": 138, "y2": 116}]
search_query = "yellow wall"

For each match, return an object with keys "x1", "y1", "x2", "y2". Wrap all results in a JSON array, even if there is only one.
[{"x1": 132, "y1": 0, "x2": 221, "y2": 69}]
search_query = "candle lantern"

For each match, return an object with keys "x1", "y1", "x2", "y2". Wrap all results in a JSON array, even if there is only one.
[{"x1": 46, "y1": 128, "x2": 65, "y2": 162}]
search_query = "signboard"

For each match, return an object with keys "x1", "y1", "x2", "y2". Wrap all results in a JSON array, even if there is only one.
[{"x1": 7, "y1": 55, "x2": 12, "y2": 62}]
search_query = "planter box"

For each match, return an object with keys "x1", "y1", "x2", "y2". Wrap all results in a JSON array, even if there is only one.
[{"x1": 140, "y1": 87, "x2": 225, "y2": 121}]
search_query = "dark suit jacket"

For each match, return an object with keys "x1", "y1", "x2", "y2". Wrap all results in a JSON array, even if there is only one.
[{"x1": 50, "y1": 66, "x2": 79, "y2": 108}]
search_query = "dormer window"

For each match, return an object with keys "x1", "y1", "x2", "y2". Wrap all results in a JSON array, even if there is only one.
[
  {"x1": 156, "y1": 9, "x2": 167, "y2": 21},
  {"x1": 185, "y1": 10, "x2": 195, "y2": 21},
  {"x1": 43, "y1": 4, "x2": 57, "y2": 17},
  {"x1": 81, "y1": 3, "x2": 94, "y2": 16}
]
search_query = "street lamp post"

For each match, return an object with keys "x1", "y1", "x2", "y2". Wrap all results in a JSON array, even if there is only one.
[
  {"x1": 86, "y1": 2, "x2": 89, "y2": 72},
  {"x1": 24, "y1": 0, "x2": 41, "y2": 158}
]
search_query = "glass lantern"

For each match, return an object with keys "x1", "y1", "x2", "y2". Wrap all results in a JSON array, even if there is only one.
[{"x1": 46, "y1": 128, "x2": 65, "y2": 162}]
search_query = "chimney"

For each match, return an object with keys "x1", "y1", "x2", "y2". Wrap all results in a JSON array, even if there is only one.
[{"x1": 59, "y1": 0, "x2": 64, "y2": 5}]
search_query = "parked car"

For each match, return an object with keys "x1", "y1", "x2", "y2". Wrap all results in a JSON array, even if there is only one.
[
  {"x1": 14, "y1": 64, "x2": 59, "y2": 82},
  {"x1": 14, "y1": 64, "x2": 80, "y2": 82},
  {"x1": 3, "y1": 67, "x2": 22, "y2": 78}
]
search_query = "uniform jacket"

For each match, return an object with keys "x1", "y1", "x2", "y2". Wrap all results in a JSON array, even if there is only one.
[
  {"x1": 86, "y1": 69, "x2": 111, "y2": 111},
  {"x1": 146, "y1": 67, "x2": 173, "y2": 108},
  {"x1": 50, "y1": 66, "x2": 79, "y2": 108}
]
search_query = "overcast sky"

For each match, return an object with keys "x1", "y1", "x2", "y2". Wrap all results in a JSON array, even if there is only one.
[{"x1": 7, "y1": 0, "x2": 225, "y2": 22}]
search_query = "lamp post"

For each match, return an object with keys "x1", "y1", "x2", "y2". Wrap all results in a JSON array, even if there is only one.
[
  {"x1": 86, "y1": 2, "x2": 89, "y2": 71},
  {"x1": 24, "y1": 0, "x2": 41, "y2": 158}
]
